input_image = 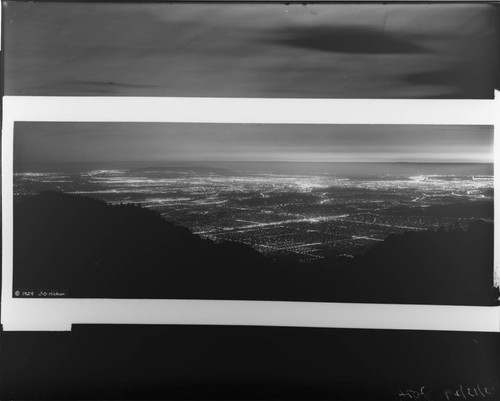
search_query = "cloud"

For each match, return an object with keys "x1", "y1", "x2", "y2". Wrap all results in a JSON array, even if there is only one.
[
  {"x1": 14, "y1": 123, "x2": 493, "y2": 164},
  {"x1": 403, "y1": 68, "x2": 495, "y2": 99},
  {"x1": 4, "y1": 2, "x2": 499, "y2": 98},
  {"x1": 263, "y1": 26, "x2": 427, "y2": 55}
]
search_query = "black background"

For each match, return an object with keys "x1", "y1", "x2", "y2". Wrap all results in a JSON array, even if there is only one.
[{"x1": 0, "y1": 325, "x2": 499, "y2": 400}]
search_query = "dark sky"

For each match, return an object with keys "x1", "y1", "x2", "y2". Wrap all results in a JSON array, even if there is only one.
[
  {"x1": 14, "y1": 123, "x2": 493, "y2": 165},
  {"x1": 4, "y1": 2, "x2": 499, "y2": 98}
]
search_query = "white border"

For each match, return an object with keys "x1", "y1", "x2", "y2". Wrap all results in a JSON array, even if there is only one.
[{"x1": 2, "y1": 95, "x2": 499, "y2": 332}]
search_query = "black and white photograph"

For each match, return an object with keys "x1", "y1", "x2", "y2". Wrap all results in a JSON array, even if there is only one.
[
  {"x1": 3, "y1": 1, "x2": 499, "y2": 99},
  {"x1": 2, "y1": 1, "x2": 500, "y2": 400},
  {"x1": 13, "y1": 122, "x2": 496, "y2": 305}
]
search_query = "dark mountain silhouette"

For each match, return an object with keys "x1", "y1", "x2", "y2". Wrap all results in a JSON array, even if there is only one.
[{"x1": 14, "y1": 191, "x2": 499, "y2": 305}]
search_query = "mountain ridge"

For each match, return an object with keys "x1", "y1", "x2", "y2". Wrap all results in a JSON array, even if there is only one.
[{"x1": 13, "y1": 191, "x2": 498, "y2": 305}]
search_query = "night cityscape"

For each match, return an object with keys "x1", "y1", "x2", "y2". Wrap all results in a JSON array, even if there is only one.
[{"x1": 14, "y1": 163, "x2": 493, "y2": 263}]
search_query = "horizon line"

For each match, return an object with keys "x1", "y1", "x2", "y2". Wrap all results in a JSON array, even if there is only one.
[{"x1": 18, "y1": 160, "x2": 495, "y2": 165}]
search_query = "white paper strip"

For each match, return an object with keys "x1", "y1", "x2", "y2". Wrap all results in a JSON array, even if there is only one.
[{"x1": 3, "y1": 95, "x2": 499, "y2": 332}]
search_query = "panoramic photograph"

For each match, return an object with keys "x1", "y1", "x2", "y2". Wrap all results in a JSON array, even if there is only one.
[
  {"x1": 13, "y1": 122, "x2": 496, "y2": 305},
  {"x1": 3, "y1": 2, "x2": 500, "y2": 400},
  {"x1": 4, "y1": 2, "x2": 499, "y2": 98}
]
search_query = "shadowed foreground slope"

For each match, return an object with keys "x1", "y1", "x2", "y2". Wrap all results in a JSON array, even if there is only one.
[{"x1": 14, "y1": 191, "x2": 498, "y2": 305}]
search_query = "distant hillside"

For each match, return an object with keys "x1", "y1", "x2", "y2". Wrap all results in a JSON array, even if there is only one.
[{"x1": 14, "y1": 192, "x2": 499, "y2": 305}]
